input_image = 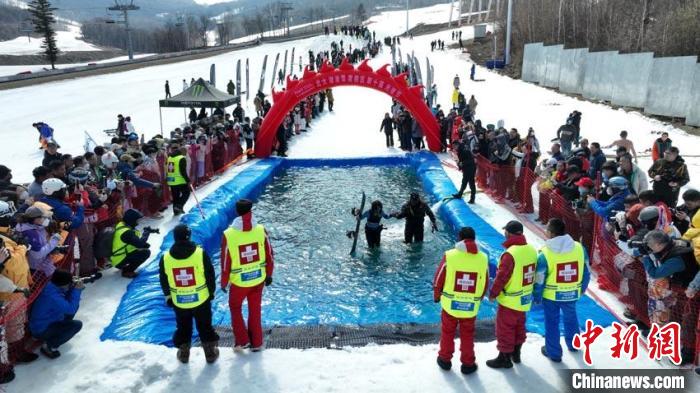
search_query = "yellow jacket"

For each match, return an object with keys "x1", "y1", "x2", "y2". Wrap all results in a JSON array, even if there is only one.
[
  {"x1": 681, "y1": 210, "x2": 700, "y2": 264},
  {"x1": 0, "y1": 229, "x2": 32, "y2": 302}
]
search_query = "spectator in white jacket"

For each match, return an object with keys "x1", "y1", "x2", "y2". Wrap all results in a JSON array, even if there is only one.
[{"x1": 618, "y1": 153, "x2": 648, "y2": 195}]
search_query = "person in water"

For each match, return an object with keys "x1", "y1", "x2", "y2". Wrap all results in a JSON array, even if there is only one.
[
  {"x1": 392, "y1": 192, "x2": 439, "y2": 243},
  {"x1": 352, "y1": 200, "x2": 392, "y2": 248}
]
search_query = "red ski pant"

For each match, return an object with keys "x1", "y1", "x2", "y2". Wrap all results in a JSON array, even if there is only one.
[
  {"x1": 229, "y1": 283, "x2": 264, "y2": 347},
  {"x1": 438, "y1": 310, "x2": 476, "y2": 366},
  {"x1": 496, "y1": 305, "x2": 526, "y2": 353}
]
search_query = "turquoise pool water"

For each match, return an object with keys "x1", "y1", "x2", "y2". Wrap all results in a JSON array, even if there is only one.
[{"x1": 211, "y1": 165, "x2": 455, "y2": 326}]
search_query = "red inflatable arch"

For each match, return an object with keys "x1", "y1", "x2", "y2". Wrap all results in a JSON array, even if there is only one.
[{"x1": 254, "y1": 58, "x2": 441, "y2": 157}]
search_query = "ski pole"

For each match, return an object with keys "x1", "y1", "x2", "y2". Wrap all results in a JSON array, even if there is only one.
[{"x1": 189, "y1": 184, "x2": 205, "y2": 219}]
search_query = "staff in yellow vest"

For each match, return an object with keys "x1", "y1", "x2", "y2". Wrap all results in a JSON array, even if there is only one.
[
  {"x1": 159, "y1": 224, "x2": 219, "y2": 364},
  {"x1": 110, "y1": 209, "x2": 154, "y2": 278},
  {"x1": 166, "y1": 144, "x2": 191, "y2": 216},
  {"x1": 534, "y1": 218, "x2": 590, "y2": 363},
  {"x1": 433, "y1": 227, "x2": 489, "y2": 375},
  {"x1": 221, "y1": 199, "x2": 274, "y2": 352},
  {"x1": 486, "y1": 221, "x2": 538, "y2": 369}
]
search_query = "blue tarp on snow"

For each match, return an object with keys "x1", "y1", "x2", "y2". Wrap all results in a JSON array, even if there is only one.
[{"x1": 101, "y1": 152, "x2": 615, "y2": 345}]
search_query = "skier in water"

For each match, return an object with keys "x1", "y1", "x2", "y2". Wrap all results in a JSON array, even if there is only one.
[
  {"x1": 351, "y1": 200, "x2": 392, "y2": 249},
  {"x1": 391, "y1": 193, "x2": 438, "y2": 244}
]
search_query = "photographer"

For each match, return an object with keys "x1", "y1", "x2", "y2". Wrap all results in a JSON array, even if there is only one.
[
  {"x1": 587, "y1": 176, "x2": 631, "y2": 220},
  {"x1": 15, "y1": 206, "x2": 63, "y2": 277},
  {"x1": 641, "y1": 230, "x2": 698, "y2": 363},
  {"x1": 111, "y1": 209, "x2": 156, "y2": 278},
  {"x1": 648, "y1": 147, "x2": 689, "y2": 208},
  {"x1": 29, "y1": 270, "x2": 83, "y2": 359},
  {"x1": 676, "y1": 189, "x2": 700, "y2": 243},
  {"x1": 38, "y1": 178, "x2": 84, "y2": 231}
]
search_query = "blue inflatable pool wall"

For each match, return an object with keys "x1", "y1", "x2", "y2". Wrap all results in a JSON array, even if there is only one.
[{"x1": 101, "y1": 152, "x2": 614, "y2": 345}]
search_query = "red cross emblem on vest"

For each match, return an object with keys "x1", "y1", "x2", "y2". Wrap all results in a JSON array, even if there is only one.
[
  {"x1": 556, "y1": 262, "x2": 579, "y2": 283},
  {"x1": 167, "y1": 162, "x2": 175, "y2": 173},
  {"x1": 522, "y1": 263, "x2": 536, "y2": 286},
  {"x1": 238, "y1": 243, "x2": 260, "y2": 265},
  {"x1": 454, "y1": 272, "x2": 477, "y2": 293},
  {"x1": 173, "y1": 267, "x2": 195, "y2": 287}
]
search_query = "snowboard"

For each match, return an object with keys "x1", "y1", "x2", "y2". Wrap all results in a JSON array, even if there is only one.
[
  {"x1": 270, "y1": 53, "x2": 280, "y2": 91},
  {"x1": 246, "y1": 58, "x2": 250, "y2": 101},
  {"x1": 235, "y1": 59, "x2": 242, "y2": 100},
  {"x1": 258, "y1": 54, "x2": 268, "y2": 94},
  {"x1": 290, "y1": 47, "x2": 295, "y2": 75},
  {"x1": 209, "y1": 63, "x2": 216, "y2": 86},
  {"x1": 391, "y1": 45, "x2": 397, "y2": 75},
  {"x1": 349, "y1": 191, "x2": 366, "y2": 255},
  {"x1": 283, "y1": 50, "x2": 288, "y2": 79}
]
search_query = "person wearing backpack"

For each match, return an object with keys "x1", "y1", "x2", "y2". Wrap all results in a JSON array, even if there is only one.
[{"x1": 111, "y1": 209, "x2": 156, "y2": 278}]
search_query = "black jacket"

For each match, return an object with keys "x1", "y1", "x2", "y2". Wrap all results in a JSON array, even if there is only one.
[
  {"x1": 42, "y1": 151, "x2": 62, "y2": 167},
  {"x1": 396, "y1": 201, "x2": 437, "y2": 227},
  {"x1": 159, "y1": 241, "x2": 216, "y2": 302},
  {"x1": 380, "y1": 118, "x2": 394, "y2": 133}
]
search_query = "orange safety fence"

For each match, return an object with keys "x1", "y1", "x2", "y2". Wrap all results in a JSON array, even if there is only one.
[
  {"x1": 471, "y1": 155, "x2": 699, "y2": 366},
  {"x1": 0, "y1": 134, "x2": 249, "y2": 374}
]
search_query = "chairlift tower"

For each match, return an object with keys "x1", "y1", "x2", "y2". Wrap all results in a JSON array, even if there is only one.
[
  {"x1": 280, "y1": 2, "x2": 293, "y2": 37},
  {"x1": 107, "y1": 0, "x2": 140, "y2": 60}
]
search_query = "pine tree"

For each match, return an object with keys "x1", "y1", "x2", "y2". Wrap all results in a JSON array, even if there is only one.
[
  {"x1": 28, "y1": 0, "x2": 59, "y2": 69},
  {"x1": 356, "y1": 4, "x2": 367, "y2": 23}
]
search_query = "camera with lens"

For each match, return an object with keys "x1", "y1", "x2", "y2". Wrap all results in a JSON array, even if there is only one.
[
  {"x1": 73, "y1": 272, "x2": 102, "y2": 285},
  {"x1": 52, "y1": 245, "x2": 70, "y2": 255},
  {"x1": 144, "y1": 226, "x2": 160, "y2": 234},
  {"x1": 627, "y1": 240, "x2": 651, "y2": 255}
]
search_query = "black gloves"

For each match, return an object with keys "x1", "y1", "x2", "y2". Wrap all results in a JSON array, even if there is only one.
[{"x1": 264, "y1": 276, "x2": 273, "y2": 287}]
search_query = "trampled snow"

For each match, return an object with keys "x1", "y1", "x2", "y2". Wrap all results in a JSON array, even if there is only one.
[{"x1": 3, "y1": 3, "x2": 698, "y2": 392}]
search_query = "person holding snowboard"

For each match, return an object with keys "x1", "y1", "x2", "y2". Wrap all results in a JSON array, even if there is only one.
[
  {"x1": 391, "y1": 193, "x2": 438, "y2": 244},
  {"x1": 352, "y1": 200, "x2": 392, "y2": 248}
]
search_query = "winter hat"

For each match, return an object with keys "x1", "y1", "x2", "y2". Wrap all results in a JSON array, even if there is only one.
[
  {"x1": 575, "y1": 177, "x2": 595, "y2": 188},
  {"x1": 639, "y1": 206, "x2": 660, "y2": 222},
  {"x1": 120, "y1": 154, "x2": 135, "y2": 163},
  {"x1": 235, "y1": 199, "x2": 253, "y2": 216},
  {"x1": 503, "y1": 221, "x2": 524, "y2": 235},
  {"x1": 51, "y1": 270, "x2": 73, "y2": 287},
  {"x1": 173, "y1": 224, "x2": 191, "y2": 243},
  {"x1": 24, "y1": 206, "x2": 46, "y2": 219},
  {"x1": 123, "y1": 208, "x2": 143, "y2": 228},
  {"x1": 68, "y1": 168, "x2": 90, "y2": 184}
]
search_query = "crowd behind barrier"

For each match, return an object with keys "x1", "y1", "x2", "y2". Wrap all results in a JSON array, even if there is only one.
[{"x1": 461, "y1": 142, "x2": 699, "y2": 367}]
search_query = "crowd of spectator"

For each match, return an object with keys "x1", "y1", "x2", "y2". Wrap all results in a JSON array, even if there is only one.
[{"x1": 444, "y1": 102, "x2": 698, "y2": 366}]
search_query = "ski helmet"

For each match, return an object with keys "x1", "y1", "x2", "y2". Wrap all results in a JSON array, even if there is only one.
[
  {"x1": 41, "y1": 178, "x2": 66, "y2": 196},
  {"x1": 101, "y1": 151, "x2": 119, "y2": 168},
  {"x1": 68, "y1": 168, "x2": 90, "y2": 184},
  {"x1": 639, "y1": 206, "x2": 660, "y2": 223},
  {"x1": 0, "y1": 200, "x2": 16, "y2": 218},
  {"x1": 607, "y1": 176, "x2": 629, "y2": 191}
]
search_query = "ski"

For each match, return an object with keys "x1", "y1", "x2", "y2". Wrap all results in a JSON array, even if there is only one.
[
  {"x1": 258, "y1": 54, "x2": 268, "y2": 94},
  {"x1": 270, "y1": 53, "x2": 280, "y2": 91},
  {"x1": 414, "y1": 55, "x2": 423, "y2": 88},
  {"x1": 391, "y1": 44, "x2": 397, "y2": 75},
  {"x1": 246, "y1": 58, "x2": 250, "y2": 101},
  {"x1": 209, "y1": 63, "x2": 216, "y2": 86},
  {"x1": 283, "y1": 49, "x2": 288, "y2": 79},
  {"x1": 235, "y1": 59, "x2": 242, "y2": 101},
  {"x1": 349, "y1": 191, "x2": 366, "y2": 255},
  {"x1": 290, "y1": 47, "x2": 295, "y2": 76}
]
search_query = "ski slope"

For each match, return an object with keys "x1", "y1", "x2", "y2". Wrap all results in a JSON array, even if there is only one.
[
  {"x1": 0, "y1": 22, "x2": 101, "y2": 56},
  {"x1": 2, "y1": 3, "x2": 698, "y2": 392}
]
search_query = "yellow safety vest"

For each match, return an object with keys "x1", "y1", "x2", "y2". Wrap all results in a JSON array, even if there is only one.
[
  {"x1": 496, "y1": 244, "x2": 538, "y2": 312},
  {"x1": 111, "y1": 222, "x2": 141, "y2": 267},
  {"x1": 440, "y1": 248, "x2": 488, "y2": 318},
  {"x1": 163, "y1": 247, "x2": 209, "y2": 309},
  {"x1": 166, "y1": 155, "x2": 186, "y2": 186},
  {"x1": 223, "y1": 224, "x2": 267, "y2": 287},
  {"x1": 541, "y1": 242, "x2": 585, "y2": 301}
]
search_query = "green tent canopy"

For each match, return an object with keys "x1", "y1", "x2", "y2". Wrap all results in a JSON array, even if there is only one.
[
  {"x1": 159, "y1": 78, "x2": 237, "y2": 109},
  {"x1": 158, "y1": 78, "x2": 237, "y2": 132}
]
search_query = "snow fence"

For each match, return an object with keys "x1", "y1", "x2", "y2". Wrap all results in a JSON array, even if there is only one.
[
  {"x1": 101, "y1": 152, "x2": 615, "y2": 346},
  {"x1": 521, "y1": 43, "x2": 700, "y2": 126}
]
